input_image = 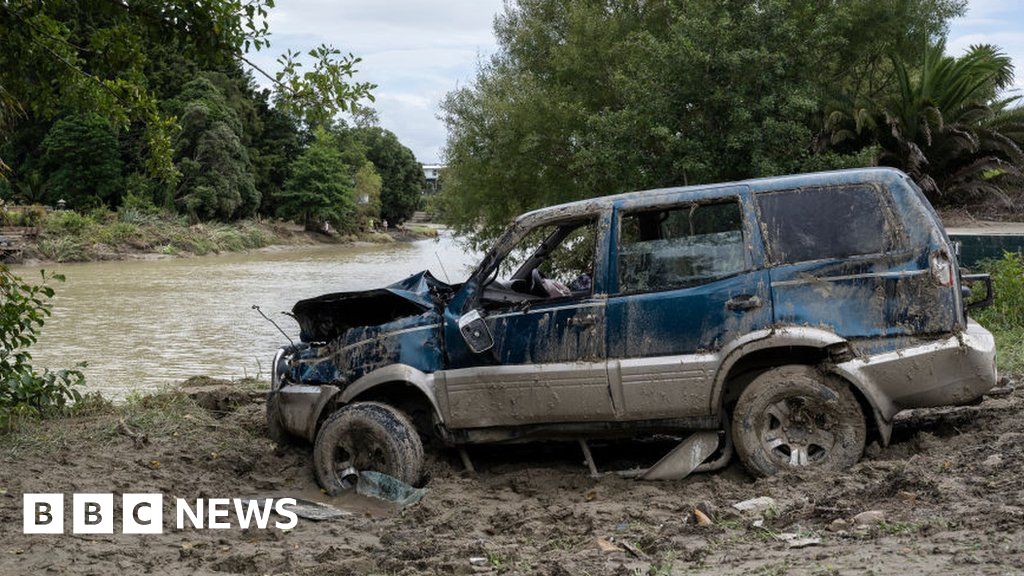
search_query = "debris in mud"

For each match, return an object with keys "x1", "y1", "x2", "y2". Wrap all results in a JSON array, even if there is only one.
[
  {"x1": 732, "y1": 496, "x2": 777, "y2": 515},
  {"x1": 242, "y1": 498, "x2": 352, "y2": 521},
  {"x1": 117, "y1": 418, "x2": 149, "y2": 448},
  {"x1": 596, "y1": 538, "x2": 622, "y2": 553},
  {"x1": 776, "y1": 533, "x2": 822, "y2": 548},
  {"x1": 355, "y1": 470, "x2": 426, "y2": 506}
]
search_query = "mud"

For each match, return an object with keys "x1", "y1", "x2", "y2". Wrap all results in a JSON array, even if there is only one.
[{"x1": 1, "y1": 380, "x2": 1023, "y2": 575}]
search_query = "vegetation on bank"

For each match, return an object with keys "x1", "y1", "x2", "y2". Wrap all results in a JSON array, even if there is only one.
[
  {"x1": 0, "y1": 267, "x2": 83, "y2": 431},
  {"x1": 2, "y1": 200, "x2": 436, "y2": 264},
  {"x1": 975, "y1": 253, "x2": 1024, "y2": 376}
]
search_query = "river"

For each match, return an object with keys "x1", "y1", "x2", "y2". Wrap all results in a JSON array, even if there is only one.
[{"x1": 14, "y1": 232, "x2": 479, "y2": 396}]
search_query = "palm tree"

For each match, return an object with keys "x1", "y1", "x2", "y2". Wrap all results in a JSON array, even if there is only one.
[{"x1": 825, "y1": 42, "x2": 1024, "y2": 207}]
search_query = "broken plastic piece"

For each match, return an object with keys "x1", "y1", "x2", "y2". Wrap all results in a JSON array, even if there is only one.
[{"x1": 355, "y1": 470, "x2": 427, "y2": 507}]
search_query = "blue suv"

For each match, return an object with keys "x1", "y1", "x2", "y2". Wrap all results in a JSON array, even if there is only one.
[{"x1": 267, "y1": 168, "x2": 996, "y2": 488}]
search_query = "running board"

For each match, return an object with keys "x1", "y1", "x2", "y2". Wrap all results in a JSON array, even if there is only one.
[{"x1": 579, "y1": 431, "x2": 726, "y2": 480}]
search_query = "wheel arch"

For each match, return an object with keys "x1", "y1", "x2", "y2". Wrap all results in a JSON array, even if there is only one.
[
  {"x1": 712, "y1": 327, "x2": 895, "y2": 445},
  {"x1": 304, "y1": 364, "x2": 444, "y2": 439}
]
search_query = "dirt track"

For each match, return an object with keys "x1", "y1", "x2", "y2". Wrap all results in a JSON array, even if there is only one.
[{"x1": 1, "y1": 380, "x2": 1023, "y2": 575}]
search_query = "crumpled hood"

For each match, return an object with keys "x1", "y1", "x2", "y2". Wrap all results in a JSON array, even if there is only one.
[{"x1": 292, "y1": 270, "x2": 452, "y2": 342}]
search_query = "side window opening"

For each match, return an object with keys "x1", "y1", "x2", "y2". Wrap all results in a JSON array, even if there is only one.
[
  {"x1": 481, "y1": 218, "x2": 599, "y2": 307},
  {"x1": 618, "y1": 200, "x2": 746, "y2": 293},
  {"x1": 756, "y1": 185, "x2": 894, "y2": 265}
]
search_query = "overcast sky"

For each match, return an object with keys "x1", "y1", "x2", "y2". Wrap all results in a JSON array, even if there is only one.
[{"x1": 245, "y1": 1, "x2": 1024, "y2": 165}]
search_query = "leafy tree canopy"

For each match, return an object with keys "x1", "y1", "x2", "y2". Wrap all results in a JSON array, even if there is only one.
[
  {"x1": 354, "y1": 126, "x2": 425, "y2": 223},
  {"x1": 40, "y1": 113, "x2": 124, "y2": 208},
  {"x1": 440, "y1": 0, "x2": 969, "y2": 244},
  {"x1": 277, "y1": 127, "x2": 358, "y2": 233}
]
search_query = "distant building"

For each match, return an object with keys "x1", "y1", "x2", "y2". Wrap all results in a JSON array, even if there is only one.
[{"x1": 422, "y1": 164, "x2": 445, "y2": 195}]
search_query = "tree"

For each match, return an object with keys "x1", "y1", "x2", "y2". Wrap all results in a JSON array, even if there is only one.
[
  {"x1": 277, "y1": 128, "x2": 358, "y2": 233},
  {"x1": 169, "y1": 77, "x2": 259, "y2": 219},
  {"x1": 40, "y1": 114, "x2": 123, "y2": 208},
  {"x1": 0, "y1": 0, "x2": 373, "y2": 185},
  {"x1": 354, "y1": 161, "x2": 383, "y2": 228},
  {"x1": 353, "y1": 127, "x2": 424, "y2": 223},
  {"x1": 825, "y1": 42, "x2": 1024, "y2": 206},
  {"x1": 440, "y1": 0, "x2": 967, "y2": 244}
]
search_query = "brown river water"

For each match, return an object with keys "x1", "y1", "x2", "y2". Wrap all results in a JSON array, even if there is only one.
[{"x1": 14, "y1": 232, "x2": 479, "y2": 396}]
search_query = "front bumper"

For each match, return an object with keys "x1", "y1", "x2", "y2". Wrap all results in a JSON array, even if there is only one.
[{"x1": 836, "y1": 319, "x2": 997, "y2": 421}]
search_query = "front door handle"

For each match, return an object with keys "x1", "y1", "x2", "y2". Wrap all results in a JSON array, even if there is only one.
[{"x1": 726, "y1": 294, "x2": 763, "y2": 311}]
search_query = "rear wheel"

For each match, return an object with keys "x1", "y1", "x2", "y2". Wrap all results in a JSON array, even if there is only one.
[
  {"x1": 314, "y1": 401, "x2": 424, "y2": 494},
  {"x1": 732, "y1": 365, "x2": 866, "y2": 477}
]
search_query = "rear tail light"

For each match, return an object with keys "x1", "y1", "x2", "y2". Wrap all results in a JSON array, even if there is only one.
[{"x1": 930, "y1": 251, "x2": 954, "y2": 286}]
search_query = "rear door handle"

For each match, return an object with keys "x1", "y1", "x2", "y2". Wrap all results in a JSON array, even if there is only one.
[{"x1": 726, "y1": 294, "x2": 763, "y2": 311}]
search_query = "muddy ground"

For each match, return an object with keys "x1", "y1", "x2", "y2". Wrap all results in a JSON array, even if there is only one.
[{"x1": 1, "y1": 378, "x2": 1023, "y2": 575}]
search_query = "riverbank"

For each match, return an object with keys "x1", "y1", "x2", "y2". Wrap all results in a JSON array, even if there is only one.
[
  {"x1": 5, "y1": 207, "x2": 439, "y2": 265},
  {"x1": 1, "y1": 375, "x2": 1023, "y2": 575}
]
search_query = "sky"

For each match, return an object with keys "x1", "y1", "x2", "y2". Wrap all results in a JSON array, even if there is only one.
[{"x1": 246, "y1": 0, "x2": 1024, "y2": 165}]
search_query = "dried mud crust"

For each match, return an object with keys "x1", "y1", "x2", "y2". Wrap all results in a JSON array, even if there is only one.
[{"x1": 0, "y1": 381, "x2": 1023, "y2": 575}]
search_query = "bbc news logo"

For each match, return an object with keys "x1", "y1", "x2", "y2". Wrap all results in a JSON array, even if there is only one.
[{"x1": 23, "y1": 494, "x2": 298, "y2": 534}]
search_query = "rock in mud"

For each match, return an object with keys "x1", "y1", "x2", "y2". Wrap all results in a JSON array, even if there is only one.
[
  {"x1": 732, "y1": 496, "x2": 777, "y2": 515},
  {"x1": 852, "y1": 510, "x2": 886, "y2": 526}
]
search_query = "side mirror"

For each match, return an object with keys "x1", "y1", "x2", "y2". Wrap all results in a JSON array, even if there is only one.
[{"x1": 458, "y1": 309, "x2": 494, "y2": 354}]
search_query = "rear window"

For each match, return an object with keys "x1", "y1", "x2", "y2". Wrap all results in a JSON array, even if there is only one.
[
  {"x1": 756, "y1": 185, "x2": 893, "y2": 264},
  {"x1": 618, "y1": 200, "x2": 746, "y2": 293}
]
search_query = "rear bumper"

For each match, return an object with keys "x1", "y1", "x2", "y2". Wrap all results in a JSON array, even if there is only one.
[{"x1": 836, "y1": 319, "x2": 997, "y2": 420}]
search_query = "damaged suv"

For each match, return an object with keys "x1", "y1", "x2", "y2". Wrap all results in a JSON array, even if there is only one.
[{"x1": 267, "y1": 167, "x2": 996, "y2": 490}]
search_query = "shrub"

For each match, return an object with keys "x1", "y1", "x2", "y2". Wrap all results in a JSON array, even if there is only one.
[
  {"x1": 1, "y1": 267, "x2": 84, "y2": 431},
  {"x1": 95, "y1": 222, "x2": 141, "y2": 245},
  {"x1": 37, "y1": 236, "x2": 86, "y2": 262},
  {"x1": 43, "y1": 210, "x2": 94, "y2": 236},
  {"x1": 975, "y1": 252, "x2": 1024, "y2": 376}
]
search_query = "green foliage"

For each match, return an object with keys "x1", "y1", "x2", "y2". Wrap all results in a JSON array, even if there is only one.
[
  {"x1": 826, "y1": 42, "x2": 1024, "y2": 206},
  {"x1": 974, "y1": 252, "x2": 1024, "y2": 376},
  {"x1": 171, "y1": 78, "x2": 260, "y2": 220},
  {"x1": 40, "y1": 114, "x2": 124, "y2": 208},
  {"x1": 0, "y1": 266, "x2": 84, "y2": 430},
  {"x1": 274, "y1": 45, "x2": 377, "y2": 129},
  {"x1": 278, "y1": 127, "x2": 358, "y2": 233},
  {"x1": 354, "y1": 161, "x2": 383, "y2": 227},
  {"x1": 440, "y1": 0, "x2": 968, "y2": 244},
  {"x1": 43, "y1": 210, "x2": 94, "y2": 236},
  {"x1": 354, "y1": 126, "x2": 424, "y2": 223}
]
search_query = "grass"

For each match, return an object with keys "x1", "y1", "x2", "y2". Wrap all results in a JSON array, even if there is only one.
[
  {"x1": 0, "y1": 380, "x2": 268, "y2": 458},
  {"x1": 972, "y1": 252, "x2": 1024, "y2": 377}
]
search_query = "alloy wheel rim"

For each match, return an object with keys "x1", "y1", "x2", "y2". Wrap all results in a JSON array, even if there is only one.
[{"x1": 760, "y1": 395, "x2": 838, "y2": 467}]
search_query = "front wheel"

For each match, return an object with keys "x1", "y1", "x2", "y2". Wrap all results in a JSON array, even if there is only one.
[
  {"x1": 314, "y1": 402, "x2": 424, "y2": 494},
  {"x1": 732, "y1": 365, "x2": 866, "y2": 477}
]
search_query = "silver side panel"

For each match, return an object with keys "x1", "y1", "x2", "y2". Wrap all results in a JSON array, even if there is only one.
[
  {"x1": 611, "y1": 354, "x2": 718, "y2": 419},
  {"x1": 440, "y1": 361, "x2": 613, "y2": 428}
]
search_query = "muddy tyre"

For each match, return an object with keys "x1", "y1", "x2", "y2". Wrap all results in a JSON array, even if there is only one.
[
  {"x1": 265, "y1": 392, "x2": 294, "y2": 445},
  {"x1": 314, "y1": 402, "x2": 424, "y2": 494},
  {"x1": 732, "y1": 365, "x2": 866, "y2": 478}
]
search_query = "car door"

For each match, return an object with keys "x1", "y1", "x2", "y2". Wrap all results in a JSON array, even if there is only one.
[
  {"x1": 604, "y1": 188, "x2": 773, "y2": 420},
  {"x1": 439, "y1": 214, "x2": 616, "y2": 429},
  {"x1": 753, "y1": 183, "x2": 939, "y2": 339}
]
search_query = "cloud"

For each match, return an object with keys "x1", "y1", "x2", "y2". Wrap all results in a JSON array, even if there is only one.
[{"x1": 244, "y1": 1, "x2": 503, "y2": 163}]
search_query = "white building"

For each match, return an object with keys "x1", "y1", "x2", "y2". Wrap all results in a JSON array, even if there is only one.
[{"x1": 422, "y1": 164, "x2": 445, "y2": 194}]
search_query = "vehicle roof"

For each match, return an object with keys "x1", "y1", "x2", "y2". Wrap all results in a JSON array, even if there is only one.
[{"x1": 514, "y1": 167, "x2": 909, "y2": 225}]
